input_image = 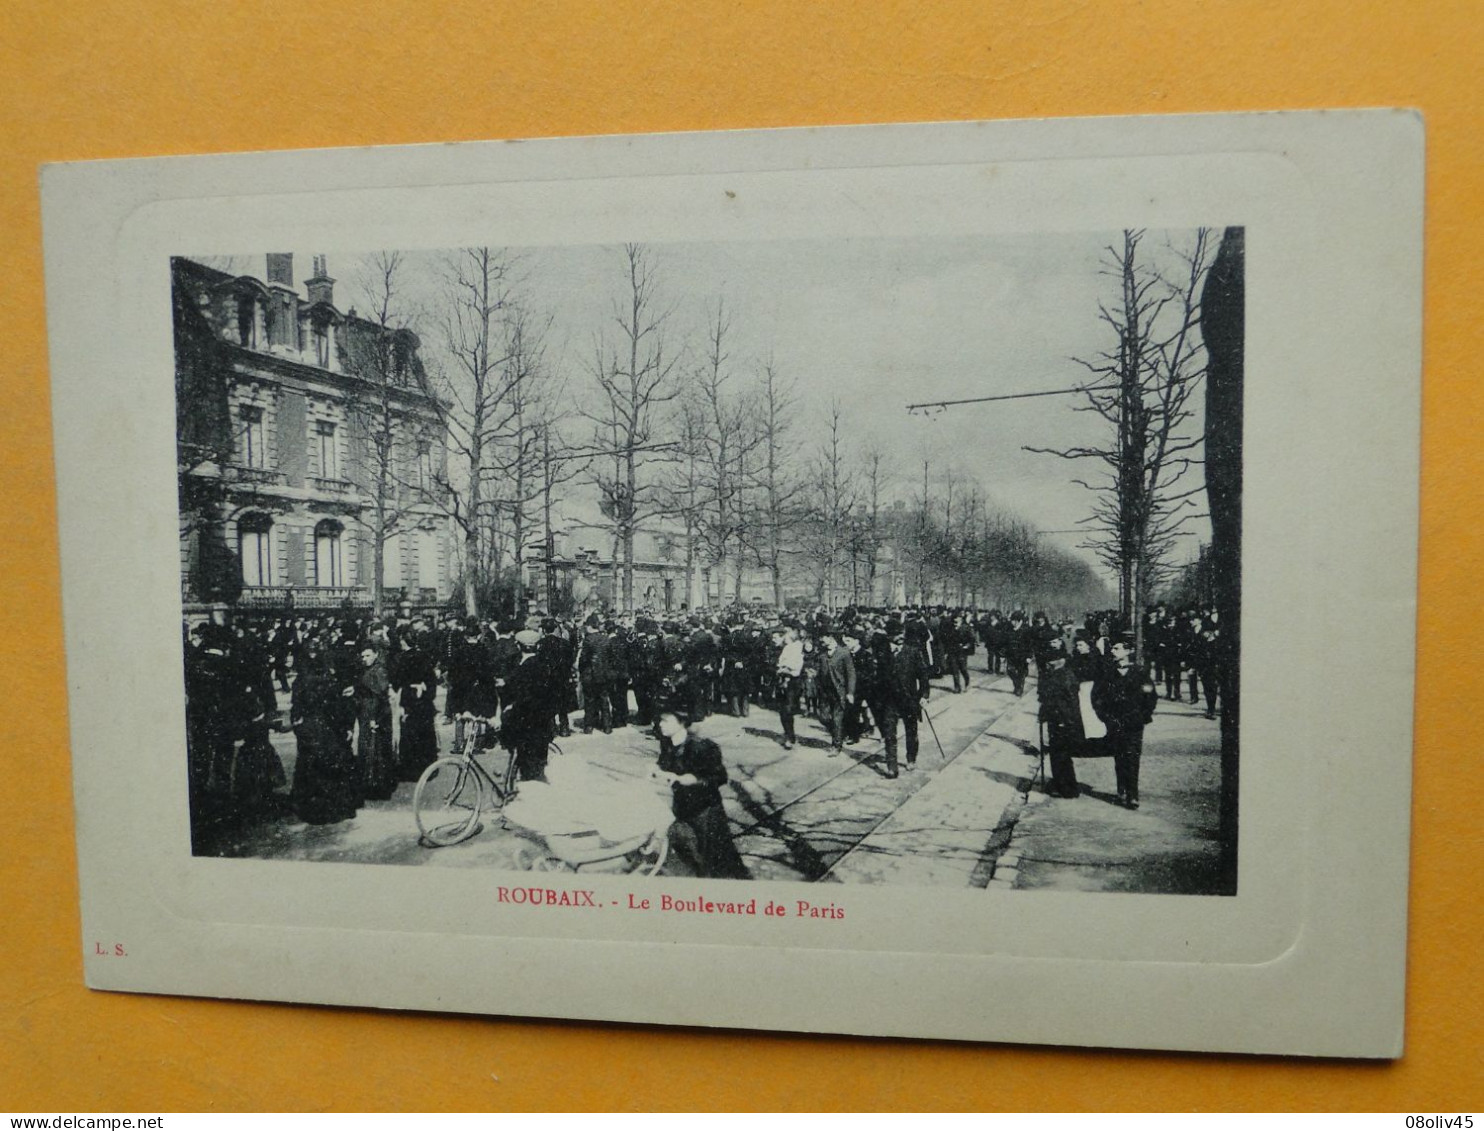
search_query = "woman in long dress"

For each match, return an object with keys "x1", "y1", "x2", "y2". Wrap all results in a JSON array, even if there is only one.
[
  {"x1": 290, "y1": 636, "x2": 360, "y2": 824},
  {"x1": 390, "y1": 628, "x2": 439, "y2": 780},
  {"x1": 653, "y1": 711, "x2": 750, "y2": 880}
]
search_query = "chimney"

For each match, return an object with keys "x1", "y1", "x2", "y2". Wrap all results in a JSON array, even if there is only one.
[
  {"x1": 265, "y1": 253, "x2": 294, "y2": 288},
  {"x1": 305, "y1": 254, "x2": 335, "y2": 306}
]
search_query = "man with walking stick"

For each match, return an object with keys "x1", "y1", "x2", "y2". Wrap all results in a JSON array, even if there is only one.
[{"x1": 876, "y1": 617, "x2": 931, "y2": 778}]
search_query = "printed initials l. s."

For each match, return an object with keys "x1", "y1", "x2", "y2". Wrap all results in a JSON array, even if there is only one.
[{"x1": 92, "y1": 941, "x2": 126, "y2": 956}]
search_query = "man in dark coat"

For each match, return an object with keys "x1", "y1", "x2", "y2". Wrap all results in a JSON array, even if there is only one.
[
  {"x1": 904, "y1": 611, "x2": 934, "y2": 674},
  {"x1": 722, "y1": 623, "x2": 754, "y2": 717},
  {"x1": 876, "y1": 620, "x2": 931, "y2": 777},
  {"x1": 629, "y1": 619, "x2": 665, "y2": 730},
  {"x1": 1091, "y1": 636, "x2": 1159, "y2": 810},
  {"x1": 356, "y1": 643, "x2": 397, "y2": 801},
  {"x1": 500, "y1": 630, "x2": 556, "y2": 783},
  {"x1": 577, "y1": 616, "x2": 612, "y2": 734},
  {"x1": 684, "y1": 622, "x2": 719, "y2": 723},
  {"x1": 944, "y1": 613, "x2": 975, "y2": 693},
  {"x1": 535, "y1": 618, "x2": 576, "y2": 737},
  {"x1": 1003, "y1": 611, "x2": 1031, "y2": 697},
  {"x1": 979, "y1": 611, "x2": 1005, "y2": 675},
  {"x1": 602, "y1": 621, "x2": 632, "y2": 728},
  {"x1": 818, "y1": 629, "x2": 857, "y2": 755},
  {"x1": 1029, "y1": 612, "x2": 1059, "y2": 675},
  {"x1": 1036, "y1": 637, "x2": 1083, "y2": 799},
  {"x1": 842, "y1": 626, "x2": 877, "y2": 744},
  {"x1": 488, "y1": 619, "x2": 522, "y2": 714}
]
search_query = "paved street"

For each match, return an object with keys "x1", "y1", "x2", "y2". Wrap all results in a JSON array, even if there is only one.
[{"x1": 202, "y1": 665, "x2": 1226, "y2": 894}]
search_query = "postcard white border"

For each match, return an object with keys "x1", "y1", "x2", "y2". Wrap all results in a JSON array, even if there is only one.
[{"x1": 42, "y1": 111, "x2": 1420, "y2": 1056}]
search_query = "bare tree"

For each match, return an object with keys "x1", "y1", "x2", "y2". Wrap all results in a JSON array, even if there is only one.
[
  {"x1": 692, "y1": 299, "x2": 762, "y2": 606},
  {"x1": 1027, "y1": 227, "x2": 1214, "y2": 657},
  {"x1": 583, "y1": 244, "x2": 683, "y2": 613},
  {"x1": 484, "y1": 306, "x2": 559, "y2": 618},
  {"x1": 535, "y1": 419, "x2": 589, "y2": 615},
  {"x1": 856, "y1": 443, "x2": 891, "y2": 604},
  {"x1": 752, "y1": 361, "x2": 806, "y2": 608},
  {"x1": 661, "y1": 390, "x2": 709, "y2": 609},
  {"x1": 804, "y1": 399, "x2": 857, "y2": 610},
  {"x1": 420, "y1": 247, "x2": 516, "y2": 617}
]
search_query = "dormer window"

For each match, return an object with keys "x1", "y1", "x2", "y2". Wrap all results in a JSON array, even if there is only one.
[
  {"x1": 236, "y1": 295, "x2": 257, "y2": 348},
  {"x1": 313, "y1": 321, "x2": 331, "y2": 368}
]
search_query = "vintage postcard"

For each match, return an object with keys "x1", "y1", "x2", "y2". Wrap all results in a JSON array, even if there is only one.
[{"x1": 41, "y1": 110, "x2": 1421, "y2": 1055}]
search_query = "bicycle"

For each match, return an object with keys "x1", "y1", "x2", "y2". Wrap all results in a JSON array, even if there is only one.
[{"x1": 413, "y1": 713, "x2": 539, "y2": 847}]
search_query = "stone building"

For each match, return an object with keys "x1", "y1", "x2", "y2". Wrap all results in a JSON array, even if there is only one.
[{"x1": 174, "y1": 253, "x2": 452, "y2": 615}]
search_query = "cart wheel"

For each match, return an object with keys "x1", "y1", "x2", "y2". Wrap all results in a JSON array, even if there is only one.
[
  {"x1": 413, "y1": 758, "x2": 484, "y2": 846},
  {"x1": 636, "y1": 829, "x2": 669, "y2": 877}
]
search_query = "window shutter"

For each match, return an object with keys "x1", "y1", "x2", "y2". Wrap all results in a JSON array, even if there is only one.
[
  {"x1": 277, "y1": 392, "x2": 307, "y2": 486},
  {"x1": 285, "y1": 526, "x2": 305, "y2": 585}
]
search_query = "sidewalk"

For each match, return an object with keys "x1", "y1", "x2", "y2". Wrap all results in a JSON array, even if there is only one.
[{"x1": 990, "y1": 696, "x2": 1229, "y2": 895}]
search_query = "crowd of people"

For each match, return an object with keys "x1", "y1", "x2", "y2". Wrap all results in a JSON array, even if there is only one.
[{"x1": 182, "y1": 598, "x2": 1227, "y2": 855}]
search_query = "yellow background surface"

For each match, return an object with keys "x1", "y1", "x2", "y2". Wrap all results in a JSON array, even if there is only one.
[{"x1": 2, "y1": 1, "x2": 1477, "y2": 1112}]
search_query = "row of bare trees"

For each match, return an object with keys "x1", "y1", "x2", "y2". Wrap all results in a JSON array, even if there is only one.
[{"x1": 343, "y1": 242, "x2": 1109, "y2": 619}]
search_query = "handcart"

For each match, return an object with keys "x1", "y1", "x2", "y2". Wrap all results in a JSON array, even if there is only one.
[{"x1": 500, "y1": 762, "x2": 673, "y2": 876}]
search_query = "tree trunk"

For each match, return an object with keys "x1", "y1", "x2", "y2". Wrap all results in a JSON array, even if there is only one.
[{"x1": 1202, "y1": 226, "x2": 1244, "y2": 896}]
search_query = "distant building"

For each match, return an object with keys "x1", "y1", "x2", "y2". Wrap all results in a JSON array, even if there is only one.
[
  {"x1": 174, "y1": 254, "x2": 452, "y2": 615},
  {"x1": 524, "y1": 522, "x2": 904, "y2": 614}
]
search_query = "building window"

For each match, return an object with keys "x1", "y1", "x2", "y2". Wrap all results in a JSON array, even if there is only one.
[
  {"x1": 416, "y1": 439, "x2": 434, "y2": 491},
  {"x1": 383, "y1": 532, "x2": 403, "y2": 588},
  {"x1": 313, "y1": 321, "x2": 331, "y2": 368},
  {"x1": 315, "y1": 520, "x2": 343, "y2": 587},
  {"x1": 417, "y1": 528, "x2": 440, "y2": 590},
  {"x1": 316, "y1": 420, "x2": 338, "y2": 480},
  {"x1": 239, "y1": 513, "x2": 273, "y2": 587},
  {"x1": 238, "y1": 405, "x2": 266, "y2": 468}
]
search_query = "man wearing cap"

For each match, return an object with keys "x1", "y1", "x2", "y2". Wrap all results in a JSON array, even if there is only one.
[
  {"x1": 1091, "y1": 636, "x2": 1159, "y2": 810},
  {"x1": 774, "y1": 624, "x2": 806, "y2": 750},
  {"x1": 1036, "y1": 636, "x2": 1083, "y2": 799},
  {"x1": 1003, "y1": 610, "x2": 1032, "y2": 697},
  {"x1": 499, "y1": 629, "x2": 555, "y2": 783}
]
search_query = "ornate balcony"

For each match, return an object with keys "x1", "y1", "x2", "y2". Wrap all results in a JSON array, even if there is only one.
[
  {"x1": 229, "y1": 464, "x2": 286, "y2": 488},
  {"x1": 309, "y1": 476, "x2": 356, "y2": 496},
  {"x1": 238, "y1": 585, "x2": 371, "y2": 610}
]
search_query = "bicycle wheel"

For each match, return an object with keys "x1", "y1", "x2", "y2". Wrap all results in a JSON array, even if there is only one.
[{"x1": 413, "y1": 758, "x2": 484, "y2": 846}]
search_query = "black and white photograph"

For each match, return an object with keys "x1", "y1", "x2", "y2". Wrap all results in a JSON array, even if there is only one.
[
  {"x1": 175, "y1": 228, "x2": 1243, "y2": 895},
  {"x1": 44, "y1": 112, "x2": 1418, "y2": 1054}
]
